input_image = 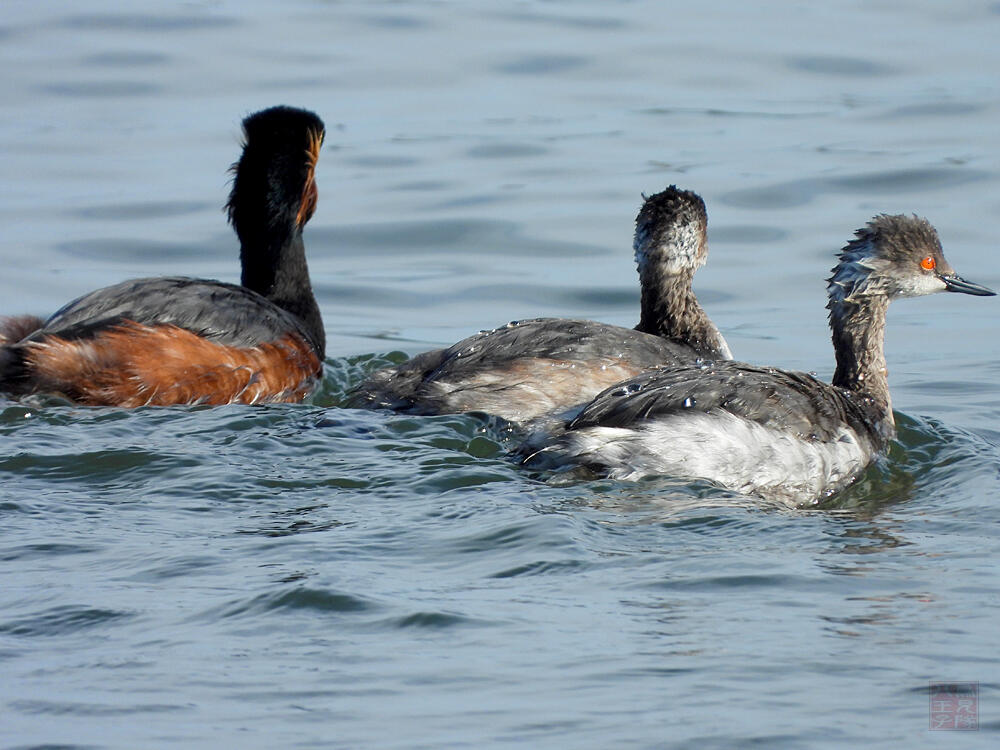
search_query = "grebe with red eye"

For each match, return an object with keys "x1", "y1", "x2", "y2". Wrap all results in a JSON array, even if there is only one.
[
  {"x1": 0, "y1": 106, "x2": 326, "y2": 406},
  {"x1": 349, "y1": 186, "x2": 731, "y2": 424},
  {"x1": 520, "y1": 214, "x2": 995, "y2": 504}
]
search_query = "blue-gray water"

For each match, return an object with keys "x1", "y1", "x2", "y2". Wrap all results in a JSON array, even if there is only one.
[{"x1": 2, "y1": 1, "x2": 999, "y2": 748}]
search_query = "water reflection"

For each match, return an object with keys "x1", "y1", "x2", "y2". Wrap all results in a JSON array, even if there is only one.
[
  {"x1": 56, "y1": 13, "x2": 236, "y2": 32},
  {"x1": 720, "y1": 167, "x2": 988, "y2": 209},
  {"x1": 494, "y1": 55, "x2": 590, "y2": 75},
  {"x1": 82, "y1": 51, "x2": 169, "y2": 67},
  {"x1": 39, "y1": 81, "x2": 160, "y2": 98},
  {"x1": 786, "y1": 55, "x2": 896, "y2": 76},
  {"x1": 69, "y1": 200, "x2": 210, "y2": 221}
]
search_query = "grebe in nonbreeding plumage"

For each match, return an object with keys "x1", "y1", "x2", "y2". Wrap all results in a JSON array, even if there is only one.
[
  {"x1": 520, "y1": 214, "x2": 994, "y2": 504},
  {"x1": 0, "y1": 106, "x2": 326, "y2": 406},
  {"x1": 349, "y1": 186, "x2": 731, "y2": 423}
]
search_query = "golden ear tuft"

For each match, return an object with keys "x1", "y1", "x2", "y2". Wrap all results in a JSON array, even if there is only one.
[{"x1": 305, "y1": 128, "x2": 324, "y2": 170}]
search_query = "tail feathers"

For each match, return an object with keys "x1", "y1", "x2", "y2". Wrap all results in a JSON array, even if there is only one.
[
  {"x1": 0, "y1": 315, "x2": 45, "y2": 346},
  {"x1": 346, "y1": 348, "x2": 449, "y2": 412},
  {"x1": 1, "y1": 317, "x2": 45, "y2": 397},
  {"x1": 0, "y1": 344, "x2": 29, "y2": 396},
  {"x1": 345, "y1": 368, "x2": 418, "y2": 411}
]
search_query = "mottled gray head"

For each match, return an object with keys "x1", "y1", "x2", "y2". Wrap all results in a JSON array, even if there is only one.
[
  {"x1": 827, "y1": 214, "x2": 994, "y2": 307},
  {"x1": 633, "y1": 186, "x2": 708, "y2": 277}
]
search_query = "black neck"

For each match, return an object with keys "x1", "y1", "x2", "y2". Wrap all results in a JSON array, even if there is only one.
[
  {"x1": 239, "y1": 228, "x2": 325, "y2": 358},
  {"x1": 830, "y1": 295, "x2": 891, "y2": 425},
  {"x1": 635, "y1": 270, "x2": 729, "y2": 359}
]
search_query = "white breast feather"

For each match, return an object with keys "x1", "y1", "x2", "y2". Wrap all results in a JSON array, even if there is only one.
[{"x1": 558, "y1": 410, "x2": 873, "y2": 505}]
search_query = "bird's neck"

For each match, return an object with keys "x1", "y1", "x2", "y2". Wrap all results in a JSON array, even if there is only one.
[
  {"x1": 829, "y1": 294, "x2": 892, "y2": 425},
  {"x1": 240, "y1": 229, "x2": 325, "y2": 357},
  {"x1": 635, "y1": 270, "x2": 730, "y2": 359}
]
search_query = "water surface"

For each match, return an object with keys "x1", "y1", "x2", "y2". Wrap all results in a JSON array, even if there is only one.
[{"x1": 2, "y1": 1, "x2": 999, "y2": 747}]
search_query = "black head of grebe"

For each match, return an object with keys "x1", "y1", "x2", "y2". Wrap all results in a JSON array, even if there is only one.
[
  {"x1": 228, "y1": 105, "x2": 325, "y2": 350},
  {"x1": 0, "y1": 105, "x2": 328, "y2": 407},
  {"x1": 520, "y1": 214, "x2": 994, "y2": 504},
  {"x1": 348, "y1": 185, "x2": 731, "y2": 423},
  {"x1": 634, "y1": 187, "x2": 731, "y2": 359}
]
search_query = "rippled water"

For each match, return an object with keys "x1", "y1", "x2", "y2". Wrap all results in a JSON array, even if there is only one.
[{"x1": 2, "y1": 1, "x2": 1000, "y2": 748}]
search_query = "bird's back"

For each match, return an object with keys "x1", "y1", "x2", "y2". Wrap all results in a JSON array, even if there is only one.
[
  {"x1": 29, "y1": 276, "x2": 319, "y2": 351},
  {"x1": 570, "y1": 361, "x2": 886, "y2": 444},
  {"x1": 349, "y1": 317, "x2": 706, "y2": 423}
]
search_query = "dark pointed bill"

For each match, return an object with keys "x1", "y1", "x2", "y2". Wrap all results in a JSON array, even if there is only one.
[{"x1": 941, "y1": 274, "x2": 996, "y2": 296}]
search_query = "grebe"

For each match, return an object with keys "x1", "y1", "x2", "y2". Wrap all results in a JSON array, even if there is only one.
[
  {"x1": 520, "y1": 214, "x2": 994, "y2": 504},
  {"x1": 0, "y1": 106, "x2": 326, "y2": 407},
  {"x1": 349, "y1": 186, "x2": 731, "y2": 423}
]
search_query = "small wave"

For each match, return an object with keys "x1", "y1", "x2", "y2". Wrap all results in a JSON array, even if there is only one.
[
  {"x1": 0, "y1": 449, "x2": 181, "y2": 482},
  {"x1": 490, "y1": 559, "x2": 587, "y2": 578},
  {"x1": 0, "y1": 543, "x2": 99, "y2": 562},
  {"x1": 0, "y1": 606, "x2": 131, "y2": 638},
  {"x1": 9, "y1": 699, "x2": 186, "y2": 717},
  {"x1": 388, "y1": 611, "x2": 484, "y2": 629},
  {"x1": 823, "y1": 412, "x2": 1000, "y2": 513},
  {"x1": 208, "y1": 587, "x2": 376, "y2": 620}
]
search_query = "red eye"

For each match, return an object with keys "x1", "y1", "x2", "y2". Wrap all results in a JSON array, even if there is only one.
[{"x1": 920, "y1": 255, "x2": 936, "y2": 271}]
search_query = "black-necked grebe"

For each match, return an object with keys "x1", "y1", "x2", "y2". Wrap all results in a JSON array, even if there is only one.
[
  {"x1": 520, "y1": 214, "x2": 994, "y2": 503},
  {"x1": 349, "y1": 186, "x2": 731, "y2": 423},
  {"x1": 0, "y1": 106, "x2": 326, "y2": 406}
]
